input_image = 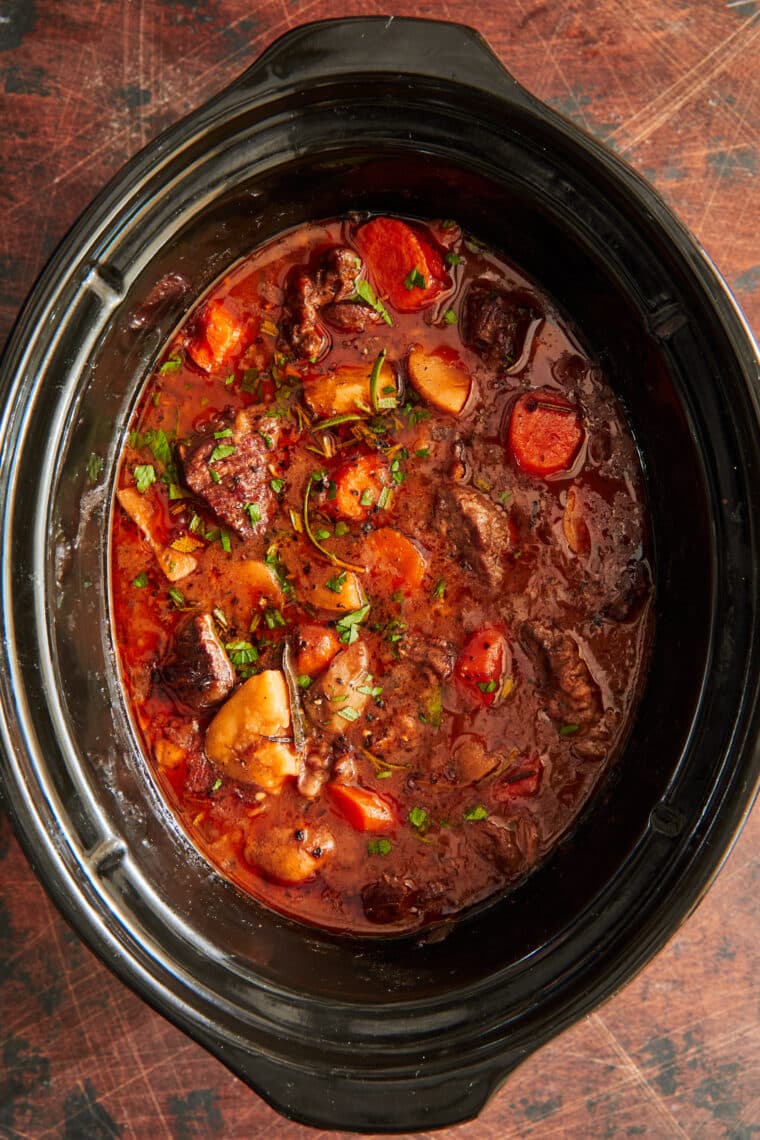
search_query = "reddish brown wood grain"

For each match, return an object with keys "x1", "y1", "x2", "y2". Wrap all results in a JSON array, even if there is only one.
[{"x1": 0, "y1": 2, "x2": 757, "y2": 1137}]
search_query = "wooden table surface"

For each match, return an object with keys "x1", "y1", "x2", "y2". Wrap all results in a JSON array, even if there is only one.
[{"x1": 0, "y1": 2, "x2": 757, "y2": 1137}]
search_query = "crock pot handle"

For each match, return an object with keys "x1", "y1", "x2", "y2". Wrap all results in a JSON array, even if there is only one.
[
  {"x1": 202, "y1": 1034, "x2": 515, "y2": 1133},
  {"x1": 227, "y1": 16, "x2": 540, "y2": 111}
]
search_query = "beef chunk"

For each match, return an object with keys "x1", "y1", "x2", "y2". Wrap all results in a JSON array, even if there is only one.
[
  {"x1": 463, "y1": 283, "x2": 542, "y2": 369},
  {"x1": 521, "y1": 622, "x2": 616, "y2": 759},
  {"x1": 162, "y1": 613, "x2": 236, "y2": 711},
  {"x1": 321, "y1": 300, "x2": 383, "y2": 332},
  {"x1": 435, "y1": 484, "x2": 513, "y2": 587},
  {"x1": 601, "y1": 558, "x2": 651, "y2": 622},
  {"x1": 281, "y1": 246, "x2": 362, "y2": 359},
  {"x1": 180, "y1": 408, "x2": 281, "y2": 537},
  {"x1": 399, "y1": 631, "x2": 457, "y2": 679},
  {"x1": 361, "y1": 875, "x2": 447, "y2": 926},
  {"x1": 521, "y1": 621, "x2": 602, "y2": 730}
]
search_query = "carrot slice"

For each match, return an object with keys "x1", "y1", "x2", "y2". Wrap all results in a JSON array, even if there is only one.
[
  {"x1": 327, "y1": 783, "x2": 396, "y2": 833},
  {"x1": 360, "y1": 527, "x2": 427, "y2": 595},
  {"x1": 326, "y1": 453, "x2": 391, "y2": 521},
  {"x1": 508, "y1": 389, "x2": 583, "y2": 476},
  {"x1": 355, "y1": 217, "x2": 449, "y2": 313},
  {"x1": 295, "y1": 623, "x2": 342, "y2": 676},
  {"x1": 187, "y1": 299, "x2": 248, "y2": 372},
  {"x1": 455, "y1": 626, "x2": 508, "y2": 708}
]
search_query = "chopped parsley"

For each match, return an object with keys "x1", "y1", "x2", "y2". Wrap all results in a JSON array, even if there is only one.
[
  {"x1": 213, "y1": 428, "x2": 233, "y2": 439},
  {"x1": 445, "y1": 252, "x2": 464, "y2": 266},
  {"x1": 464, "y1": 804, "x2": 488, "y2": 821},
  {"x1": 335, "y1": 603, "x2": 370, "y2": 646},
  {"x1": 337, "y1": 706, "x2": 360, "y2": 722},
  {"x1": 134, "y1": 464, "x2": 156, "y2": 493},
  {"x1": 408, "y1": 806, "x2": 429, "y2": 830},
  {"x1": 208, "y1": 443, "x2": 236, "y2": 464},
  {"x1": 377, "y1": 485, "x2": 391, "y2": 510},
  {"x1": 326, "y1": 570, "x2": 347, "y2": 594},
  {"x1": 354, "y1": 278, "x2": 393, "y2": 326},
  {"x1": 159, "y1": 356, "x2": 182, "y2": 373},
  {"x1": 243, "y1": 502, "x2": 261, "y2": 527},
  {"x1": 209, "y1": 469, "x2": 221, "y2": 484},
  {"x1": 220, "y1": 530, "x2": 231, "y2": 553},
  {"x1": 211, "y1": 777, "x2": 223, "y2": 792},
  {"x1": 357, "y1": 682, "x2": 383, "y2": 699},
  {"x1": 270, "y1": 477, "x2": 285, "y2": 494},
  {"x1": 264, "y1": 607, "x2": 286, "y2": 629},
  {"x1": 167, "y1": 587, "x2": 185, "y2": 608},
  {"x1": 334, "y1": 521, "x2": 350, "y2": 537},
  {"x1": 359, "y1": 488, "x2": 375, "y2": 507},
  {"x1": 404, "y1": 267, "x2": 426, "y2": 290},
  {"x1": 477, "y1": 680, "x2": 499, "y2": 694},
  {"x1": 415, "y1": 447, "x2": 430, "y2": 458},
  {"x1": 432, "y1": 579, "x2": 446, "y2": 600},
  {"x1": 315, "y1": 527, "x2": 332, "y2": 541},
  {"x1": 259, "y1": 430, "x2": 274, "y2": 448},
  {"x1": 296, "y1": 674, "x2": 312, "y2": 689},
  {"x1": 367, "y1": 838, "x2": 392, "y2": 856},
  {"x1": 442, "y1": 309, "x2": 458, "y2": 325},
  {"x1": 225, "y1": 640, "x2": 258, "y2": 667},
  {"x1": 559, "y1": 723, "x2": 580, "y2": 736},
  {"x1": 132, "y1": 572, "x2": 148, "y2": 588}
]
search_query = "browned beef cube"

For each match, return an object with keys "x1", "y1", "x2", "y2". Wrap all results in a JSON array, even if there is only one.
[
  {"x1": 162, "y1": 612, "x2": 236, "y2": 712},
  {"x1": 281, "y1": 246, "x2": 362, "y2": 359},
  {"x1": 180, "y1": 408, "x2": 281, "y2": 537},
  {"x1": 435, "y1": 484, "x2": 513, "y2": 588},
  {"x1": 463, "y1": 283, "x2": 542, "y2": 369}
]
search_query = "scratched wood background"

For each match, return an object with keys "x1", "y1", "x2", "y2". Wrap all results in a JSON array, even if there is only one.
[{"x1": 0, "y1": 1, "x2": 758, "y2": 1137}]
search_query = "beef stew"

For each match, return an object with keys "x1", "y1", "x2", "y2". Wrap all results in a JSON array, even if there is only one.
[{"x1": 111, "y1": 214, "x2": 654, "y2": 935}]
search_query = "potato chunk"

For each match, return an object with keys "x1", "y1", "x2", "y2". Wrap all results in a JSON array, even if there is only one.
[
  {"x1": 117, "y1": 486, "x2": 197, "y2": 582},
  {"x1": 304, "y1": 359, "x2": 397, "y2": 418},
  {"x1": 205, "y1": 670, "x2": 298, "y2": 790},
  {"x1": 244, "y1": 823, "x2": 335, "y2": 884},
  {"x1": 407, "y1": 347, "x2": 471, "y2": 415}
]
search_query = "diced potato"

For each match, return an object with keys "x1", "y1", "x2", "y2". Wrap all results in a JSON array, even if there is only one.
[
  {"x1": 304, "y1": 360, "x2": 397, "y2": 418},
  {"x1": 154, "y1": 738, "x2": 186, "y2": 769},
  {"x1": 318, "y1": 641, "x2": 371, "y2": 731},
  {"x1": 117, "y1": 486, "x2": 197, "y2": 582},
  {"x1": 299, "y1": 566, "x2": 366, "y2": 613},
  {"x1": 407, "y1": 346, "x2": 471, "y2": 415},
  {"x1": 244, "y1": 823, "x2": 335, "y2": 884},
  {"x1": 451, "y1": 735, "x2": 500, "y2": 784},
  {"x1": 218, "y1": 558, "x2": 284, "y2": 625},
  {"x1": 205, "y1": 670, "x2": 298, "y2": 790}
]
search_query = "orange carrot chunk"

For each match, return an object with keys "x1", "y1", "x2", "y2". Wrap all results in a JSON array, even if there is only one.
[
  {"x1": 355, "y1": 217, "x2": 449, "y2": 313},
  {"x1": 326, "y1": 452, "x2": 391, "y2": 521},
  {"x1": 187, "y1": 300, "x2": 248, "y2": 372},
  {"x1": 508, "y1": 389, "x2": 583, "y2": 476},
  {"x1": 327, "y1": 783, "x2": 396, "y2": 833},
  {"x1": 455, "y1": 626, "x2": 507, "y2": 708},
  {"x1": 295, "y1": 623, "x2": 342, "y2": 676},
  {"x1": 360, "y1": 527, "x2": 427, "y2": 595}
]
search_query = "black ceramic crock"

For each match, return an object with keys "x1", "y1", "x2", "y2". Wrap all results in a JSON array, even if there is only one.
[{"x1": 0, "y1": 18, "x2": 758, "y2": 1133}]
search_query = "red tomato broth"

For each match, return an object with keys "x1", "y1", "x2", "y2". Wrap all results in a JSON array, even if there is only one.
[{"x1": 111, "y1": 214, "x2": 654, "y2": 935}]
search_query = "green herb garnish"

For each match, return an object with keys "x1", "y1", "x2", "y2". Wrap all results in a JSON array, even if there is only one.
[{"x1": 134, "y1": 464, "x2": 156, "y2": 493}]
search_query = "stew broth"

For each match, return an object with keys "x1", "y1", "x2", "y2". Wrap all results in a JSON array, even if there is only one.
[{"x1": 111, "y1": 215, "x2": 654, "y2": 935}]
